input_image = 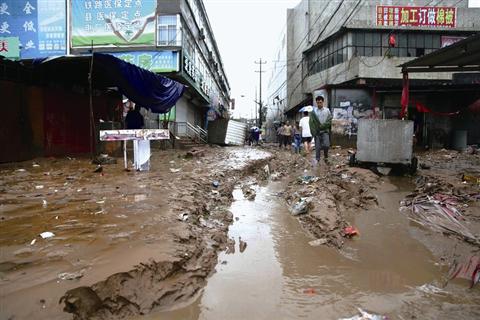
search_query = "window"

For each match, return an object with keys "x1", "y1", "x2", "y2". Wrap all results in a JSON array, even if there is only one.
[{"x1": 157, "y1": 15, "x2": 181, "y2": 46}]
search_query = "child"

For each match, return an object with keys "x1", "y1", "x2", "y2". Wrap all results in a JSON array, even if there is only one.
[{"x1": 293, "y1": 122, "x2": 302, "y2": 153}]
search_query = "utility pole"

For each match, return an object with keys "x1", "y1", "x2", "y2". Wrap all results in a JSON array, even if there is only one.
[{"x1": 254, "y1": 58, "x2": 267, "y2": 128}]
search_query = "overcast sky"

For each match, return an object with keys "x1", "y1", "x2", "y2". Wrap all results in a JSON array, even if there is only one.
[{"x1": 203, "y1": 0, "x2": 300, "y2": 119}]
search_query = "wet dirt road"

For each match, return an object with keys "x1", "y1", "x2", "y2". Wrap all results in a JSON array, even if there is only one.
[{"x1": 143, "y1": 176, "x2": 480, "y2": 320}]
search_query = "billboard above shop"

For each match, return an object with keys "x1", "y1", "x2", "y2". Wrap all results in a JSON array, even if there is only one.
[
  {"x1": 0, "y1": 0, "x2": 67, "y2": 59},
  {"x1": 376, "y1": 6, "x2": 456, "y2": 28},
  {"x1": 71, "y1": 0, "x2": 156, "y2": 48}
]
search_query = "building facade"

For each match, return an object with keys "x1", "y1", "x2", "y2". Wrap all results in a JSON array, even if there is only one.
[
  {"x1": 283, "y1": 0, "x2": 480, "y2": 147},
  {"x1": 1, "y1": 0, "x2": 230, "y2": 129}
]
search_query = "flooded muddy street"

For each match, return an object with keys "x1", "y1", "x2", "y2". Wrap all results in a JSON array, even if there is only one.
[
  {"x1": 1, "y1": 146, "x2": 479, "y2": 319},
  {"x1": 146, "y1": 176, "x2": 480, "y2": 320}
]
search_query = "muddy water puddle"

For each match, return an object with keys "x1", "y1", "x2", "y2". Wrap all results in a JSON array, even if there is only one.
[{"x1": 142, "y1": 177, "x2": 479, "y2": 320}]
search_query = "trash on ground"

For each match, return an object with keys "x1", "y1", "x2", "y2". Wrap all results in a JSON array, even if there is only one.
[
  {"x1": 212, "y1": 180, "x2": 220, "y2": 188},
  {"x1": 40, "y1": 231, "x2": 55, "y2": 239},
  {"x1": 35, "y1": 185, "x2": 44, "y2": 189},
  {"x1": 32, "y1": 163, "x2": 40, "y2": 167},
  {"x1": 178, "y1": 213, "x2": 189, "y2": 221},
  {"x1": 419, "y1": 163, "x2": 431, "y2": 169},
  {"x1": 16, "y1": 169, "x2": 26, "y2": 172},
  {"x1": 400, "y1": 193, "x2": 479, "y2": 245},
  {"x1": 338, "y1": 308, "x2": 388, "y2": 320},
  {"x1": 92, "y1": 154, "x2": 117, "y2": 165},
  {"x1": 343, "y1": 226, "x2": 359, "y2": 238},
  {"x1": 298, "y1": 175, "x2": 319, "y2": 184},
  {"x1": 447, "y1": 255, "x2": 480, "y2": 288},
  {"x1": 309, "y1": 238, "x2": 328, "y2": 246},
  {"x1": 303, "y1": 288, "x2": 316, "y2": 295},
  {"x1": 264, "y1": 164, "x2": 270, "y2": 176},
  {"x1": 239, "y1": 237, "x2": 247, "y2": 253},
  {"x1": 134, "y1": 194, "x2": 146, "y2": 202},
  {"x1": 416, "y1": 284, "x2": 447, "y2": 295},
  {"x1": 241, "y1": 185, "x2": 256, "y2": 200},
  {"x1": 170, "y1": 168, "x2": 181, "y2": 173},
  {"x1": 42, "y1": 200, "x2": 47, "y2": 208},
  {"x1": 376, "y1": 166, "x2": 392, "y2": 176},
  {"x1": 58, "y1": 269, "x2": 85, "y2": 280},
  {"x1": 289, "y1": 197, "x2": 312, "y2": 216},
  {"x1": 461, "y1": 173, "x2": 480, "y2": 185},
  {"x1": 30, "y1": 239, "x2": 36, "y2": 245}
]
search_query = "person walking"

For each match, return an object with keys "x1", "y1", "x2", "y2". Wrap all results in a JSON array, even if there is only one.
[
  {"x1": 293, "y1": 122, "x2": 302, "y2": 153},
  {"x1": 309, "y1": 96, "x2": 332, "y2": 163},
  {"x1": 299, "y1": 111, "x2": 312, "y2": 154},
  {"x1": 276, "y1": 123, "x2": 285, "y2": 148},
  {"x1": 283, "y1": 121, "x2": 293, "y2": 149}
]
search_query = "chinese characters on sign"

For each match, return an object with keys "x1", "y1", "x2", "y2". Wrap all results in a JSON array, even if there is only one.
[
  {"x1": 376, "y1": 6, "x2": 456, "y2": 27},
  {"x1": 110, "y1": 51, "x2": 179, "y2": 72},
  {"x1": 72, "y1": 0, "x2": 156, "y2": 47},
  {"x1": 0, "y1": 0, "x2": 66, "y2": 59}
]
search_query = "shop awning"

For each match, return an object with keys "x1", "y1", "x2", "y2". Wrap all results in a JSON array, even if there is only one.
[
  {"x1": 93, "y1": 53, "x2": 185, "y2": 113},
  {"x1": 400, "y1": 33, "x2": 480, "y2": 73},
  {"x1": 33, "y1": 53, "x2": 185, "y2": 114}
]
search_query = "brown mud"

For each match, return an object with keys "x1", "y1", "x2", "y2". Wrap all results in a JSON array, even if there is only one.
[
  {"x1": 0, "y1": 146, "x2": 304, "y2": 320},
  {"x1": 1, "y1": 145, "x2": 479, "y2": 320}
]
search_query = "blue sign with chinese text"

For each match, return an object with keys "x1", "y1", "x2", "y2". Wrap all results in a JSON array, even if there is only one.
[{"x1": 0, "y1": 0, "x2": 66, "y2": 59}]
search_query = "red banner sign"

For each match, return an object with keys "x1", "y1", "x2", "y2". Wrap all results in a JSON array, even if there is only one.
[{"x1": 376, "y1": 6, "x2": 456, "y2": 27}]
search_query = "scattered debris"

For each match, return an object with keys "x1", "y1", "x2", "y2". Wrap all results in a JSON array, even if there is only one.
[
  {"x1": 343, "y1": 226, "x2": 359, "y2": 238},
  {"x1": 308, "y1": 238, "x2": 328, "y2": 246},
  {"x1": 212, "y1": 180, "x2": 220, "y2": 188},
  {"x1": 461, "y1": 173, "x2": 480, "y2": 185},
  {"x1": 303, "y1": 288, "x2": 316, "y2": 295},
  {"x1": 298, "y1": 175, "x2": 320, "y2": 184},
  {"x1": 239, "y1": 237, "x2": 247, "y2": 253},
  {"x1": 92, "y1": 154, "x2": 117, "y2": 165},
  {"x1": 376, "y1": 166, "x2": 392, "y2": 176},
  {"x1": 264, "y1": 164, "x2": 270, "y2": 176},
  {"x1": 40, "y1": 232, "x2": 55, "y2": 239},
  {"x1": 416, "y1": 284, "x2": 447, "y2": 295},
  {"x1": 289, "y1": 197, "x2": 312, "y2": 216},
  {"x1": 134, "y1": 194, "x2": 147, "y2": 202},
  {"x1": 35, "y1": 185, "x2": 44, "y2": 189},
  {"x1": 185, "y1": 149, "x2": 205, "y2": 158},
  {"x1": 178, "y1": 213, "x2": 189, "y2": 221},
  {"x1": 93, "y1": 165, "x2": 103, "y2": 173},
  {"x1": 42, "y1": 199, "x2": 47, "y2": 208},
  {"x1": 400, "y1": 193, "x2": 479, "y2": 246},
  {"x1": 30, "y1": 239, "x2": 36, "y2": 245},
  {"x1": 58, "y1": 270, "x2": 85, "y2": 280},
  {"x1": 339, "y1": 308, "x2": 388, "y2": 320},
  {"x1": 419, "y1": 163, "x2": 431, "y2": 170},
  {"x1": 170, "y1": 168, "x2": 181, "y2": 173},
  {"x1": 447, "y1": 256, "x2": 480, "y2": 288},
  {"x1": 241, "y1": 185, "x2": 256, "y2": 200}
]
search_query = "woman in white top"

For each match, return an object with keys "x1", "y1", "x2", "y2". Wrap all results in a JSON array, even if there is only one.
[{"x1": 299, "y1": 111, "x2": 312, "y2": 154}]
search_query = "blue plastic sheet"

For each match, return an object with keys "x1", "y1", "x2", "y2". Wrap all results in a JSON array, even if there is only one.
[{"x1": 93, "y1": 53, "x2": 185, "y2": 114}]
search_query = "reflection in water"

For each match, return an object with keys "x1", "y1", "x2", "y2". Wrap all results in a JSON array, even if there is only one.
[{"x1": 142, "y1": 178, "x2": 479, "y2": 320}]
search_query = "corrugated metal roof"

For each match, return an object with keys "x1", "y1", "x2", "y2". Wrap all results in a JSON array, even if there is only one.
[{"x1": 400, "y1": 33, "x2": 480, "y2": 73}]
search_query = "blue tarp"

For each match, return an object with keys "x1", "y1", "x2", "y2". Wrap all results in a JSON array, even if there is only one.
[{"x1": 93, "y1": 53, "x2": 185, "y2": 114}]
